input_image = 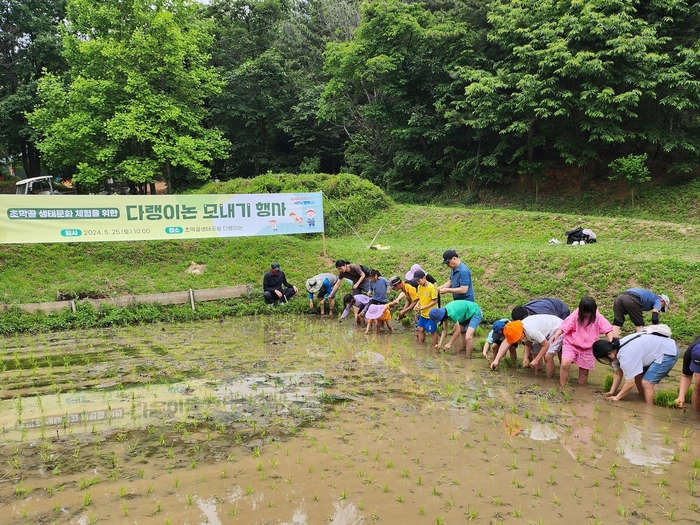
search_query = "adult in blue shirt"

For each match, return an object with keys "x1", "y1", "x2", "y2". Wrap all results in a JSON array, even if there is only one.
[
  {"x1": 438, "y1": 249, "x2": 474, "y2": 302},
  {"x1": 611, "y1": 288, "x2": 670, "y2": 338},
  {"x1": 512, "y1": 298, "x2": 570, "y2": 321}
]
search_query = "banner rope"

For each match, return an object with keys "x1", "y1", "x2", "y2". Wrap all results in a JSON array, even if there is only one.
[{"x1": 322, "y1": 192, "x2": 370, "y2": 248}]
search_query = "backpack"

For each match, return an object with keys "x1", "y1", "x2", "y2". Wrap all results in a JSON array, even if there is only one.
[
  {"x1": 582, "y1": 228, "x2": 597, "y2": 243},
  {"x1": 565, "y1": 227, "x2": 584, "y2": 244},
  {"x1": 618, "y1": 325, "x2": 672, "y2": 351},
  {"x1": 639, "y1": 324, "x2": 672, "y2": 338},
  {"x1": 359, "y1": 264, "x2": 371, "y2": 276}
]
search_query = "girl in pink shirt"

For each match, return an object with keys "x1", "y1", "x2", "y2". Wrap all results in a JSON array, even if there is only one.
[{"x1": 554, "y1": 297, "x2": 614, "y2": 388}]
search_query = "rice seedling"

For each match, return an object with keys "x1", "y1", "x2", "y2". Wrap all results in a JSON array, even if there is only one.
[
  {"x1": 552, "y1": 492, "x2": 560, "y2": 506},
  {"x1": 83, "y1": 492, "x2": 92, "y2": 506},
  {"x1": 636, "y1": 493, "x2": 645, "y2": 508}
]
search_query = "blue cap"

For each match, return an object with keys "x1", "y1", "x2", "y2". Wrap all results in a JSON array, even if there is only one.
[
  {"x1": 492, "y1": 319, "x2": 507, "y2": 335},
  {"x1": 429, "y1": 308, "x2": 446, "y2": 324},
  {"x1": 691, "y1": 343, "x2": 700, "y2": 374}
]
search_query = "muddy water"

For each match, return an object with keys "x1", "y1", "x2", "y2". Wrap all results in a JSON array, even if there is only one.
[{"x1": 1, "y1": 317, "x2": 699, "y2": 524}]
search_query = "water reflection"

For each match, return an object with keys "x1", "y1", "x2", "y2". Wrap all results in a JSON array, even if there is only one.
[{"x1": 617, "y1": 423, "x2": 674, "y2": 470}]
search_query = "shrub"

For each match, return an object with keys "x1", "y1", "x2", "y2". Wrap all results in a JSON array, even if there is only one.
[{"x1": 194, "y1": 173, "x2": 392, "y2": 236}]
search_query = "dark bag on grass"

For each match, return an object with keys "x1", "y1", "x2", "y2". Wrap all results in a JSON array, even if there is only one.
[
  {"x1": 582, "y1": 228, "x2": 597, "y2": 243},
  {"x1": 565, "y1": 227, "x2": 584, "y2": 244}
]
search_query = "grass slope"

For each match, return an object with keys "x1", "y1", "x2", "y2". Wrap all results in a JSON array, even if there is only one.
[{"x1": 1, "y1": 203, "x2": 699, "y2": 341}]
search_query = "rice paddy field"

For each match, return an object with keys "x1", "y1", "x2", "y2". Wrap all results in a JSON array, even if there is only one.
[{"x1": 1, "y1": 315, "x2": 699, "y2": 525}]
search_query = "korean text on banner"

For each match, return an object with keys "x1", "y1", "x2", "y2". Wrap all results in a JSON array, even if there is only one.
[{"x1": 0, "y1": 192, "x2": 324, "y2": 244}]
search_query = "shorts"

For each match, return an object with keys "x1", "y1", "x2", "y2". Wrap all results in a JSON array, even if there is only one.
[
  {"x1": 532, "y1": 333, "x2": 563, "y2": 356},
  {"x1": 613, "y1": 292, "x2": 644, "y2": 328},
  {"x1": 561, "y1": 343, "x2": 595, "y2": 370},
  {"x1": 458, "y1": 308, "x2": 483, "y2": 332},
  {"x1": 643, "y1": 348, "x2": 679, "y2": 384},
  {"x1": 417, "y1": 316, "x2": 437, "y2": 333}
]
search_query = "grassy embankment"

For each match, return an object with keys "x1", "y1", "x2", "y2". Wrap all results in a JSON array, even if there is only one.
[{"x1": 0, "y1": 173, "x2": 699, "y2": 345}]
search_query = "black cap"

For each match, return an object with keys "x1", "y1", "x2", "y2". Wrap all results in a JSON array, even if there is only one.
[
  {"x1": 271, "y1": 262, "x2": 281, "y2": 270},
  {"x1": 442, "y1": 250, "x2": 458, "y2": 264},
  {"x1": 413, "y1": 269, "x2": 426, "y2": 279}
]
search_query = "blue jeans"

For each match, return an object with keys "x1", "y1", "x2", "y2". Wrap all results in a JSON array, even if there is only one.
[{"x1": 643, "y1": 348, "x2": 680, "y2": 384}]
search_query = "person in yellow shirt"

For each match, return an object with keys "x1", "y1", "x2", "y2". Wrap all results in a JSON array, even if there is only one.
[
  {"x1": 414, "y1": 270, "x2": 438, "y2": 346},
  {"x1": 388, "y1": 275, "x2": 419, "y2": 318}
]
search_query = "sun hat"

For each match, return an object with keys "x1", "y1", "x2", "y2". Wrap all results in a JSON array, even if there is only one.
[
  {"x1": 690, "y1": 344, "x2": 700, "y2": 374},
  {"x1": 271, "y1": 262, "x2": 281, "y2": 270},
  {"x1": 660, "y1": 294, "x2": 670, "y2": 311},
  {"x1": 405, "y1": 264, "x2": 424, "y2": 281},
  {"x1": 429, "y1": 308, "x2": 446, "y2": 324},
  {"x1": 442, "y1": 250, "x2": 458, "y2": 264},
  {"x1": 413, "y1": 269, "x2": 426, "y2": 279},
  {"x1": 503, "y1": 320, "x2": 524, "y2": 344},
  {"x1": 365, "y1": 304, "x2": 387, "y2": 320},
  {"x1": 306, "y1": 278, "x2": 322, "y2": 294},
  {"x1": 388, "y1": 275, "x2": 402, "y2": 287}
]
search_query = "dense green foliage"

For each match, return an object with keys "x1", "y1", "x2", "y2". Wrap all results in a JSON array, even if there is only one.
[
  {"x1": 4, "y1": 0, "x2": 700, "y2": 192},
  {"x1": 0, "y1": 0, "x2": 67, "y2": 178},
  {"x1": 27, "y1": 0, "x2": 229, "y2": 192}
]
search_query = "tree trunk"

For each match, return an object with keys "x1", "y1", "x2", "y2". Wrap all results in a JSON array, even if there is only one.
[
  {"x1": 165, "y1": 159, "x2": 172, "y2": 194},
  {"x1": 20, "y1": 140, "x2": 41, "y2": 178}
]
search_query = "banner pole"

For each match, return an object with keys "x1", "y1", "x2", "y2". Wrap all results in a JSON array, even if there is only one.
[{"x1": 322, "y1": 232, "x2": 327, "y2": 257}]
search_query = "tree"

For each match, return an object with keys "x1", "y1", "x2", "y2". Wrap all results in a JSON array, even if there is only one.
[
  {"x1": 318, "y1": 0, "x2": 478, "y2": 189},
  {"x1": 608, "y1": 153, "x2": 650, "y2": 207},
  {"x1": 28, "y1": 0, "x2": 228, "y2": 193},
  {"x1": 455, "y1": 0, "x2": 670, "y2": 171},
  {"x1": 0, "y1": 0, "x2": 67, "y2": 178},
  {"x1": 206, "y1": 0, "x2": 351, "y2": 177},
  {"x1": 518, "y1": 160, "x2": 548, "y2": 203}
]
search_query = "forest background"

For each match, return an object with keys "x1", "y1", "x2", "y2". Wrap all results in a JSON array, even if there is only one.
[{"x1": 3, "y1": 0, "x2": 700, "y2": 200}]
